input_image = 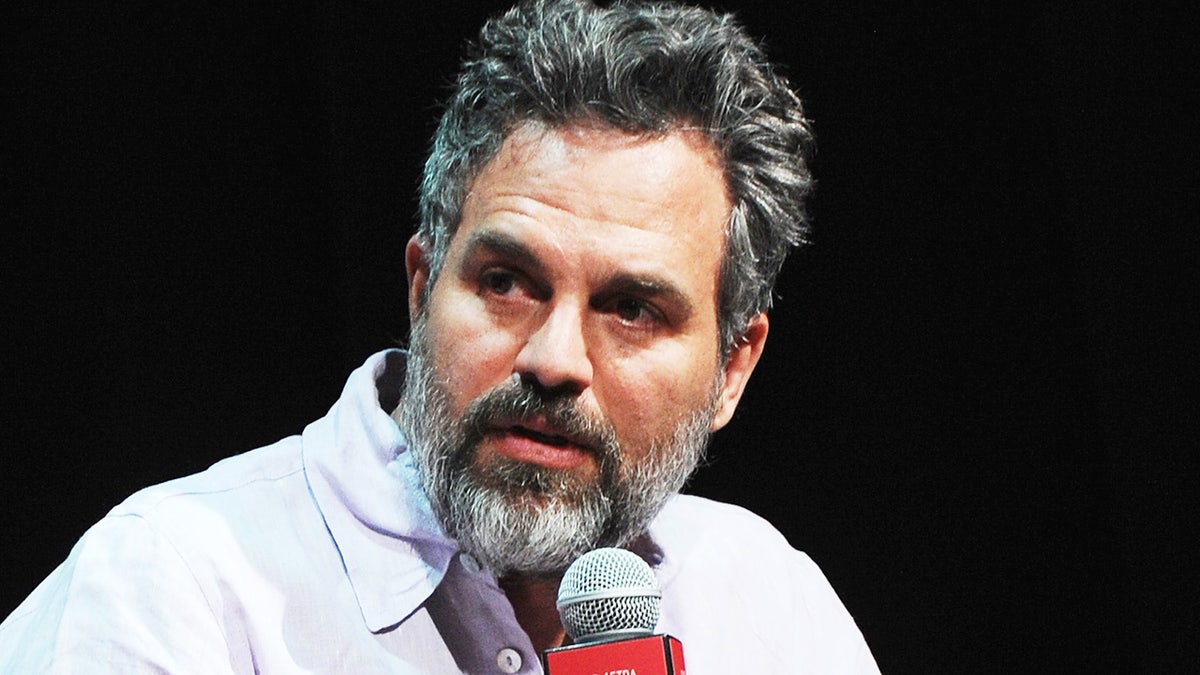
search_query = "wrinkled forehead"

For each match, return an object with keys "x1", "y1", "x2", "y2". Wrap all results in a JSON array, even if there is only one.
[{"x1": 458, "y1": 119, "x2": 732, "y2": 234}]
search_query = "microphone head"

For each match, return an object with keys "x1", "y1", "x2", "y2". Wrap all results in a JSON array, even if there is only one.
[{"x1": 556, "y1": 547, "x2": 662, "y2": 643}]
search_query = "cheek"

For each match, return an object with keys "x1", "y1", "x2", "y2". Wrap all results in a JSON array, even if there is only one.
[
  {"x1": 425, "y1": 292, "x2": 523, "y2": 407},
  {"x1": 597, "y1": 346, "x2": 719, "y2": 452}
]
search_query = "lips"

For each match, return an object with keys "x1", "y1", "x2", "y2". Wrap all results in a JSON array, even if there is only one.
[
  {"x1": 484, "y1": 417, "x2": 595, "y2": 471},
  {"x1": 510, "y1": 425, "x2": 572, "y2": 446}
]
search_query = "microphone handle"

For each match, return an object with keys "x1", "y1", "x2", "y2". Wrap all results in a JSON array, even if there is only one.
[{"x1": 542, "y1": 634, "x2": 685, "y2": 675}]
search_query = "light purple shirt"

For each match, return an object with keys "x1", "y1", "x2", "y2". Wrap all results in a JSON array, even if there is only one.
[{"x1": 0, "y1": 350, "x2": 879, "y2": 673}]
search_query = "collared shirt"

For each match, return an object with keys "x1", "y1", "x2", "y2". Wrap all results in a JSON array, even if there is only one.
[{"x1": 0, "y1": 350, "x2": 878, "y2": 674}]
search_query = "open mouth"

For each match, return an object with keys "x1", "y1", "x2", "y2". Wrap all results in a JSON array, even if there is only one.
[
  {"x1": 510, "y1": 425, "x2": 574, "y2": 447},
  {"x1": 483, "y1": 418, "x2": 596, "y2": 471}
]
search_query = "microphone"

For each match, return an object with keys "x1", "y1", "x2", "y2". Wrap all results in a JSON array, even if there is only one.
[{"x1": 542, "y1": 548, "x2": 686, "y2": 675}]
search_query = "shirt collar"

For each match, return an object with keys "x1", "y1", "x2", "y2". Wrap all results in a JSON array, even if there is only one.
[
  {"x1": 299, "y1": 349, "x2": 677, "y2": 632},
  {"x1": 301, "y1": 349, "x2": 459, "y2": 632}
]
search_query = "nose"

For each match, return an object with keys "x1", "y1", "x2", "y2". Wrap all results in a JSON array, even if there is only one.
[{"x1": 513, "y1": 302, "x2": 593, "y2": 396}]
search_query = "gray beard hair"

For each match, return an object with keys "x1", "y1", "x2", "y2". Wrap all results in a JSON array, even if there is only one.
[{"x1": 394, "y1": 317, "x2": 719, "y2": 576}]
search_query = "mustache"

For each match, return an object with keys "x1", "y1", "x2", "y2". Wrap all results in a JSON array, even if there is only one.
[{"x1": 457, "y1": 376, "x2": 620, "y2": 463}]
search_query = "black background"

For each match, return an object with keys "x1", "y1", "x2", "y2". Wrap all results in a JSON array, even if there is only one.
[{"x1": 4, "y1": 1, "x2": 1196, "y2": 672}]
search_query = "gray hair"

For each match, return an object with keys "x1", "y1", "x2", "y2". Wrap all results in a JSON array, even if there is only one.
[{"x1": 418, "y1": 0, "x2": 814, "y2": 354}]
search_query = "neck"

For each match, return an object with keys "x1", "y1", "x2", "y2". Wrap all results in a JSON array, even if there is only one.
[{"x1": 499, "y1": 572, "x2": 571, "y2": 653}]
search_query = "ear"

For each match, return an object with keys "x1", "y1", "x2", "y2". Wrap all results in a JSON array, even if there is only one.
[
  {"x1": 405, "y1": 234, "x2": 432, "y2": 320},
  {"x1": 710, "y1": 312, "x2": 769, "y2": 431}
]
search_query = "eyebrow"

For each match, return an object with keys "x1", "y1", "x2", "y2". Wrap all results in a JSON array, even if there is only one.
[
  {"x1": 599, "y1": 274, "x2": 696, "y2": 321},
  {"x1": 462, "y1": 229, "x2": 545, "y2": 276},
  {"x1": 461, "y1": 227, "x2": 697, "y2": 319}
]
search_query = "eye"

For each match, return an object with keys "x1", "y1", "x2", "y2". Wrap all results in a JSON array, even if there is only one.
[
  {"x1": 607, "y1": 296, "x2": 664, "y2": 328},
  {"x1": 480, "y1": 268, "x2": 518, "y2": 296},
  {"x1": 614, "y1": 297, "x2": 648, "y2": 322}
]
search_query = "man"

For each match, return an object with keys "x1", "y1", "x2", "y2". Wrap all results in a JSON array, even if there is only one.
[{"x1": 1, "y1": 1, "x2": 879, "y2": 672}]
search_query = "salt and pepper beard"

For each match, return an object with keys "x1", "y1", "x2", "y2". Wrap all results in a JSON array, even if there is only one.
[{"x1": 395, "y1": 314, "x2": 721, "y2": 576}]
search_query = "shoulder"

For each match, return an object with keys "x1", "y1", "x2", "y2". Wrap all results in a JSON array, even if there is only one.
[
  {"x1": 0, "y1": 502, "x2": 238, "y2": 670},
  {"x1": 649, "y1": 493, "x2": 797, "y2": 568},
  {"x1": 32, "y1": 432, "x2": 309, "y2": 612},
  {"x1": 102, "y1": 436, "x2": 321, "y2": 591},
  {"x1": 115, "y1": 435, "x2": 304, "y2": 518},
  {"x1": 649, "y1": 495, "x2": 880, "y2": 674},
  {"x1": 648, "y1": 494, "x2": 837, "y2": 600},
  {"x1": 12, "y1": 436, "x2": 308, "y2": 611},
  {"x1": 0, "y1": 437, "x2": 317, "y2": 670}
]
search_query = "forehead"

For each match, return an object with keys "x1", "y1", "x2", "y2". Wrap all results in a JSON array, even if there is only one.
[
  {"x1": 479, "y1": 122, "x2": 726, "y2": 205},
  {"x1": 456, "y1": 123, "x2": 732, "y2": 260}
]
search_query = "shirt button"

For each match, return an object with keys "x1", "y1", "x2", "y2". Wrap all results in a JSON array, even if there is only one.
[
  {"x1": 461, "y1": 553, "x2": 482, "y2": 574},
  {"x1": 496, "y1": 647, "x2": 522, "y2": 673}
]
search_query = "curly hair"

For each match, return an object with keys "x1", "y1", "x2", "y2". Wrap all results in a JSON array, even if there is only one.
[{"x1": 418, "y1": 0, "x2": 814, "y2": 355}]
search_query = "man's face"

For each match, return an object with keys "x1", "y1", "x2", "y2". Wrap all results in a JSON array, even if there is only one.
[{"x1": 399, "y1": 123, "x2": 767, "y2": 574}]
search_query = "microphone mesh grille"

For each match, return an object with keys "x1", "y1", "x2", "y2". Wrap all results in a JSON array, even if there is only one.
[{"x1": 556, "y1": 548, "x2": 661, "y2": 642}]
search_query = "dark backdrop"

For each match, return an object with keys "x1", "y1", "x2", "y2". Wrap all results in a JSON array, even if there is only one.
[{"x1": 4, "y1": 2, "x2": 1195, "y2": 672}]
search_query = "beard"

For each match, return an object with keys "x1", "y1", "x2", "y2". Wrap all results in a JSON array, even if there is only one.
[{"x1": 394, "y1": 316, "x2": 720, "y2": 576}]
